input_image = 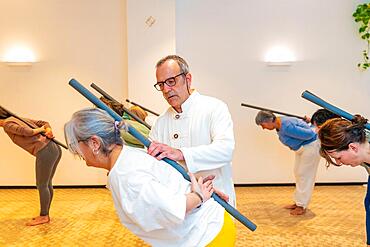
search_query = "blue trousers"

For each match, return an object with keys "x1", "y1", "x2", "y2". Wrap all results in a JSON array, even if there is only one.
[{"x1": 365, "y1": 176, "x2": 370, "y2": 245}]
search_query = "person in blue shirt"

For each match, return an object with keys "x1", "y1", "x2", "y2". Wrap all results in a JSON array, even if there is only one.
[{"x1": 255, "y1": 110, "x2": 320, "y2": 215}]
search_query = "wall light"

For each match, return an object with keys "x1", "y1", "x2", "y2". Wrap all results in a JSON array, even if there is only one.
[
  {"x1": 2, "y1": 46, "x2": 36, "y2": 66},
  {"x1": 264, "y1": 46, "x2": 296, "y2": 66}
]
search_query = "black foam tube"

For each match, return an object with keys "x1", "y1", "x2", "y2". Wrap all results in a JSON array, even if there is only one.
[
  {"x1": 90, "y1": 83, "x2": 151, "y2": 129},
  {"x1": 0, "y1": 105, "x2": 68, "y2": 149},
  {"x1": 241, "y1": 103, "x2": 305, "y2": 120}
]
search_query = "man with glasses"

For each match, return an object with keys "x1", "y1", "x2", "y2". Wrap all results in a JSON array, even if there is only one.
[{"x1": 148, "y1": 55, "x2": 236, "y2": 207}]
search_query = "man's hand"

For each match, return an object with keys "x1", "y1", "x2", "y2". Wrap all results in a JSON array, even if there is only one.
[
  {"x1": 213, "y1": 188, "x2": 229, "y2": 202},
  {"x1": 147, "y1": 141, "x2": 184, "y2": 161},
  {"x1": 303, "y1": 115, "x2": 311, "y2": 123}
]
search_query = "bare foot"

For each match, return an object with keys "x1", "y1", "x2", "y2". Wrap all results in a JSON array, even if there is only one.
[
  {"x1": 283, "y1": 204, "x2": 297, "y2": 210},
  {"x1": 26, "y1": 215, "x2": 50, "y2": 226},
  {"x1": 290, "y1": 206, "x2": 306, "y2": 215}
]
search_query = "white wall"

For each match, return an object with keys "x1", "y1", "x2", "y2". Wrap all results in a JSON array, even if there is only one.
[
  {"x1": 0, "y1": 0, "x2": 127, "y2": 185},
  {"x1": 175, "y1": 0, "x2": 370, "y2": 183},
  {"x1": 127, "y1": 0, "x2": 176, "y2": 115},
  {"x1": 2, "y1": 0, "x2": 369, "y2": 185}
]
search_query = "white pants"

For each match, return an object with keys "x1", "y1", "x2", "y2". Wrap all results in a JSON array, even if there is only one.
[{"x1": 293, "y1": 140, "x2": 321, "y2": 208}]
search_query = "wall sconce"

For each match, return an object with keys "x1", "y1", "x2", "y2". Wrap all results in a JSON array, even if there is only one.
[
  {"x1": 2, "y1": 46, "x2": 36, "y2": 66},
  {"x1": 264, "y1": 46, "x2": 296, "y2": 66}
]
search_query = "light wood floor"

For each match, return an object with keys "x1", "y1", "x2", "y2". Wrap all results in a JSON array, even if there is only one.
[{"x1": 0, "y1": 185, "x2": 366, "y2": 246}]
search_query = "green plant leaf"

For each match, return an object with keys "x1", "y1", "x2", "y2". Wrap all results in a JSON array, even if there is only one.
[{"x1": 354, "y1": 3, "x2": 370, "y2": 70}]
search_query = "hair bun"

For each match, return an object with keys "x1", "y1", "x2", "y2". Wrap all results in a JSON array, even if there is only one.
[
  {"x1": 352, "y1": 114, "x2": 368, "y2": 125},
  {"x1": 346, "y1": 114, "x2": 367, "y2": 136}
]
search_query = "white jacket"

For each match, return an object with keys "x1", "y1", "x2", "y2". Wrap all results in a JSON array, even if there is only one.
[{"x1": 149, "y1": 91, "x2": 236, "y2": 207}]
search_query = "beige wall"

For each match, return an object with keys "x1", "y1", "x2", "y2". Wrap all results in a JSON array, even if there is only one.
[
  {"x1": 128, "y1": 0, "x2": 370, "y2": 184},
  {"x1": 176, "y1": 0, "x2": 370, "y2": 183},
  {"x1": 127, "y1": 0, "x2": 176, "y2": 114},
  {"x1": 1, "y1": 0, "x2": 369, "y2": 185},
  {"x1": 0, "y1": 0, "x2": 127, "y2": 185}
]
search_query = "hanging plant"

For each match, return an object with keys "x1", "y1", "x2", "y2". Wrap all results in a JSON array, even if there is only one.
[{"x1": 353, "y1": 3, "x2": 370, "y2": 70}]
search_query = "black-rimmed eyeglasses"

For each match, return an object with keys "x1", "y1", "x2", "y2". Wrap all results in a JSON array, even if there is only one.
[{"x1": 153, "y1": 72, "x2": 185, "y2": 91}]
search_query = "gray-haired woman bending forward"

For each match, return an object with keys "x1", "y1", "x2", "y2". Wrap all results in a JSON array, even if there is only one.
[{"x1": 64, "y1": 108, "x2": 236, "y2": 247}]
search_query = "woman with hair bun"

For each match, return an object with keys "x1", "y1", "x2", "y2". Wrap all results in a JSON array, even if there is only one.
[{"x1": 318, "y1": 115, "x2": 370, "y2": 246}]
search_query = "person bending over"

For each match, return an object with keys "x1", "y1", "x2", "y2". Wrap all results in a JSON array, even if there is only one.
[
  {"x1": 319, "y1": 115, "x2": 370, "y2": 246},
  {"x1": 64, "y1": 108, "x2": 236, "y2": 247},
  {"x1": 0, "y1": 109, "x2": 62, "y2": 225},
  {"x1": 255, "y1": 110, "x2": 320, "y2": 215},
  {"x1": 310, "y1": 109, "x2": 340, "y2": 129},
  {"x1": 99, "y1": 97, "x2": 150, "y2": 148}
]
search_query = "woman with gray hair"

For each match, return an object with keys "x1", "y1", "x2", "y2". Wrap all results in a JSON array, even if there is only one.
[
  {"x1": 64, "y1": 108, "x2": 236, "y2": 247},
  {"x1": 255, "y1": 110, "x2": 320, "y2": 215}
]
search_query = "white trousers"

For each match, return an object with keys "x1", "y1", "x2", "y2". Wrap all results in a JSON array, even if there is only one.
[{"x1": 293, "y1": 140, "x2": 321, "y2": 208}]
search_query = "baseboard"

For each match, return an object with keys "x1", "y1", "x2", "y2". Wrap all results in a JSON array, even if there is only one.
[
  {"x1": 0, "y1": 182, "x2": 367, "y2": 189},
  {"x1": 235, "y1": 182, "x2": 367, "y2": 187},
  {"x1": 0, "y1": 185, "x2": 107, "y2": 189}
]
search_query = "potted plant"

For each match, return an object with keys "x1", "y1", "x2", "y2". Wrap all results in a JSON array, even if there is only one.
[{"x1": 353, "y1": 3, "x2": 370, "y2": 70}]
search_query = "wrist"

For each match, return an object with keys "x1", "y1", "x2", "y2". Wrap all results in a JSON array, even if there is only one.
[
  {"x1": 192, "y1": 191, "x2": 204, "y2": 208},
  {"x1": 33, "y1": 129, "x2": 40, "y2": 135},
  {"x1": 176, "y1": 149, "x2": 185, "y2": 161}
]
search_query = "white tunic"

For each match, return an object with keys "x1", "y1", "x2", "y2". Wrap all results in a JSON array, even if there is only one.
[
  {"x1": 108, "y1": 146, "x2": 224, "y2": 247},
  {"x1": 149, "y1": 91, "x2": 236, "y2": 207}
]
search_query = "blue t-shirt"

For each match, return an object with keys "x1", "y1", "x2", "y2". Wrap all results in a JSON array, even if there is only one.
[{"x1": 276, "y1": 117, "x2": 317, "y2": 151}]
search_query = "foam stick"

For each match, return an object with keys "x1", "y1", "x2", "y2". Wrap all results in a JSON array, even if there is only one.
[
  {"x1": 301, "y1": 90, "x2": 370, "y2": 130},
  {"x1": 69, "y1": 78, "x2": 257, "y2": 231},
  {"x1": 126, "y1": 99, "x2": 160, "y2": 116},
  {"x1": 0, "y1": 105, "x2": 68, "y2": 149},
  {"x1": 241, "y1": 103, "x2": 305, "y2": 120},
  {"x1": 90, "y1": 83, "x2": 151, "y2": 129}
]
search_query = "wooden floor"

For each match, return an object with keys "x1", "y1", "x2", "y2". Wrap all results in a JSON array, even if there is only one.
[{"x1": 0, "y1": 185, "x2": 367, "y2": 246}]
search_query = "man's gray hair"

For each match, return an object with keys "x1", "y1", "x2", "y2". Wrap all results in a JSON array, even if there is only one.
[
  {"x1": 156, "y1": 55, "x2": 189, "y2": 74},
  {"x1": 64, "y1": 108, "x2": 126, "y2": 157},
  {"x1": 255, "y1": 111, "x2": 276, "y2": 125}
]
